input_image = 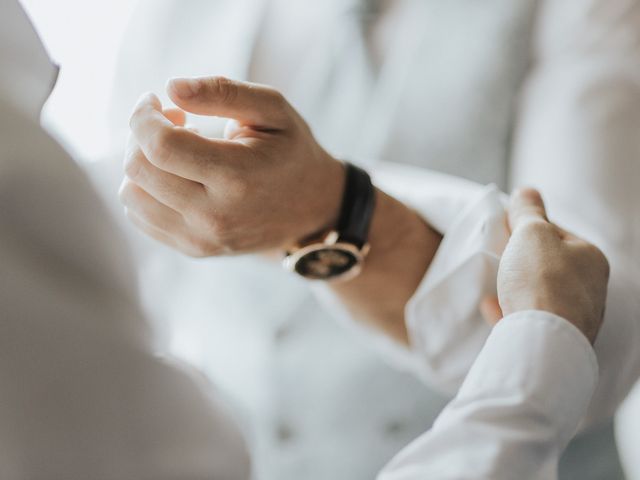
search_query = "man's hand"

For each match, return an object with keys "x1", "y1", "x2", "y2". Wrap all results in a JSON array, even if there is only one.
[
  {"x1": 481, "y1": 189, "x2": 609, "y2": 344},
  {"x1": 119, "y1": 76, "x2": 345, "y2": 256}
]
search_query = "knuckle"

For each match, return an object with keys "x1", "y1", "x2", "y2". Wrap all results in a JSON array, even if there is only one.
[
  {"x1": 586, "y1": 244, "x2": 610, "y2": 276},
  {"x1": 208, "y1": 213, "x2": 240, "y2": 252},
  {"x1": 539, "y1": 264, "x2": 563, "y2": 284},
  {"x1": 267, "y1": 89, "x2": 292, "y2": 119},
  {"x1": 183, "y1": 203, "x2": 210, "y2": 228},
  {"x1": 128, "y1": 108, "x2": 142, "y2": 131},
  {"x1": 184, "y1": 236, "x2": 216, "y2": 258},
  {"x1": 184, "y1": 208, "x2": 232, "y2": 244},
  {"x1": 519, "y1": 219, "x2": 553, "y2": 237},
  {"x1": 148, "y1": 127, "x2": 177, "y2": 160},
  {"x1": 188, "y1": 242, "x2": 209, "y2": 258},
  {"x1": 266, "y1": 87, "x2": 286, "y2": 105},
  {"x1": 183, "y1": 197, "x2": 243, "y2": 253},
  {"x1": 129, "y1": 102, "x2": 152, "y2": 130},
  {"x1": 208, "y1": 76, "x2": 238, "y2": 105},
  {"x1": 118, "y1": 180, "x2": 136, "y2": 205},
  {"x1": 123, "y1": 150, "x2": 144, "y2": 180},
  {"x1": 226, "y1": 175, "x2": 251, "y2": 201},
  {"x1": 209, "y1": 212, "x2": 232, "y2": 239}
]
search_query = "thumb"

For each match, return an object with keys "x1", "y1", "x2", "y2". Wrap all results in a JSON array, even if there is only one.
[
  {"x1": 162, "y1": 107, "x2": 186, "y2": 126},
  {"x1": 507, "y1": 187, "x2": 549, "y2": 233},
  {"x1": 166, "y1": 76, "x2": 290, "y2": 129}
]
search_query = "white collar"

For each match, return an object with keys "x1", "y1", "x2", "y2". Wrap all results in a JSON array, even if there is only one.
[{"x1": 0, "y1": 0, "x2": 58, "y2": 119}]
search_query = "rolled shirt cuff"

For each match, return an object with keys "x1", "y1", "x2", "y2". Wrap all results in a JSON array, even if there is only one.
[{"x1": 404, "y1": 185, "x2": 509, "y2": 393}]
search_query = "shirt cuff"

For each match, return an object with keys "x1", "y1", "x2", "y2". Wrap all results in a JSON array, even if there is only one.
[
  {"x1": 452, "y1": 310, "x2": 599, "y2": 444},
  {"x1": 404, "y1": 185, "x2": 509, "y2": 393}
]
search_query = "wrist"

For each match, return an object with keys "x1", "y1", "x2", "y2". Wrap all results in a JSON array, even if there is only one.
[
  {"x1": 283, "y1": 161, "x2": 375, "y2": 282},
  {"x1": 329, "y1": 189, "x2": 442, "y2": 343},
  {"x1": 367, "y1": 190, "x2": 441, "y2": 272},
  {"x1": 295, "y1": 155, "x2": 346, "y2": 244}
]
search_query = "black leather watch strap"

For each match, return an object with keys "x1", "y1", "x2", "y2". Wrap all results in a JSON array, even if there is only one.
[{"x1": 336, "y1": 162, "x2": 376, "y2": 248}]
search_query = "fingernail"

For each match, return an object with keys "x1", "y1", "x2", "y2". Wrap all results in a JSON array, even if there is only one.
[{"x1": 169, "y1": 78, "x2": 200, "y2": 98}]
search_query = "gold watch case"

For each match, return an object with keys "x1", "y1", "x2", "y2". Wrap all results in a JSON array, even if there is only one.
[{"x1": 283, "y1": 231, "x2": 370, "y2": 282}]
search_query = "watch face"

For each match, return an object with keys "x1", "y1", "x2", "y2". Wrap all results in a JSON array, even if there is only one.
[{"x1": 293, "y1": 245, "x2": 362, "y2": 280}]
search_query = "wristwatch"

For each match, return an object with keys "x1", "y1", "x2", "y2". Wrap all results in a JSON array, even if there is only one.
[{"x1": 283, "y1": 162, "x2": 376, "y2": 281}]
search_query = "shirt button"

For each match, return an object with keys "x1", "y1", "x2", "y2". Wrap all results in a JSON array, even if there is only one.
[
  {"x1": 383, "y1": 419, "x2": 407, "y2": 436},
  {"x1": 274, "y1": 324, "x2": 292, "y2": 343},
  {"x1": 276, "y1": 422, "x2": 295, "y2": 443}
]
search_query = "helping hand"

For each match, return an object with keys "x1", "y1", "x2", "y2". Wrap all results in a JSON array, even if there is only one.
[{"x1": 481, "y1": 189, "x2": 609, "y2": 344}]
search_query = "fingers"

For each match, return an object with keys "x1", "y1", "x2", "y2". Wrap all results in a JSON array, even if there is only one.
[
  {"x1": 130, "y1": 93, "x2": 249, "y2": 182},
  {"x1": 125, "y1": 208, "x2": 182, "y2": 251},
  {"x1": 119, "y1": 179, "x2": 186, "y2": 232},
  {"x1": 167, "y1": 76, "x2": 292, "y2": 130},
  {"x1": 163, "y1": 107, "x2": 186, "y2": 126},
  {"x1": 121, "y1": 182, "x2": 222, "y2": 258},
  {"x1": 124, "y1": 134, "x2": 205, "y2": 212},
  {"x1": 129, "y1": 93, "x2": 173, "y2": 144},
  {"x1": 480, "y1": 296, "x2": 503, "y2": 326},
  {"x1": 507, "y1": 187, "x2": 549, "y2": 233}
]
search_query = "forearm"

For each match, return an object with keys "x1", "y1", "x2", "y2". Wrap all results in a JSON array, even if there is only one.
[{"x1": 329, "y1": 187, "x2": 442, "y2": 345}]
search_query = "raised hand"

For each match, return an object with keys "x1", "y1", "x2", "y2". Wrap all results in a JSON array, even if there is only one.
[{"x1": 120, "y1": 77, "x2": 345, "y2": 256}]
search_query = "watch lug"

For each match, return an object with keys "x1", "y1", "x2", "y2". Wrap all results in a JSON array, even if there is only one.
[{"x1": 324, "y1": 230, "x2": 340, "y2": 245}]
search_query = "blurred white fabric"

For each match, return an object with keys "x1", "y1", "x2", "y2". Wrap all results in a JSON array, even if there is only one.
[
  {"x1": 619, "y1": 382, "x2": 640, "y2": 479},
  {"x1": 0, "y1": 1, "x2": 250, "y2": 478}
]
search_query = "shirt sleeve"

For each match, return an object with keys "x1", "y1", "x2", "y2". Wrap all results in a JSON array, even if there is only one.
[{"x1": 377, "y1": 311, "x2": 599, "y2": 480}]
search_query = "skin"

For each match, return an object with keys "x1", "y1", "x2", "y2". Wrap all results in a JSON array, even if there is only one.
[
  {"x1": 480, "y1": 189, "x2": 610, "y2": 344},
  {"x1": 121, "y1": 77, "x2": 609, "y2": 346},
  {"x1": 120, "y1": 76, "x2": 441, "y2": 344}
]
